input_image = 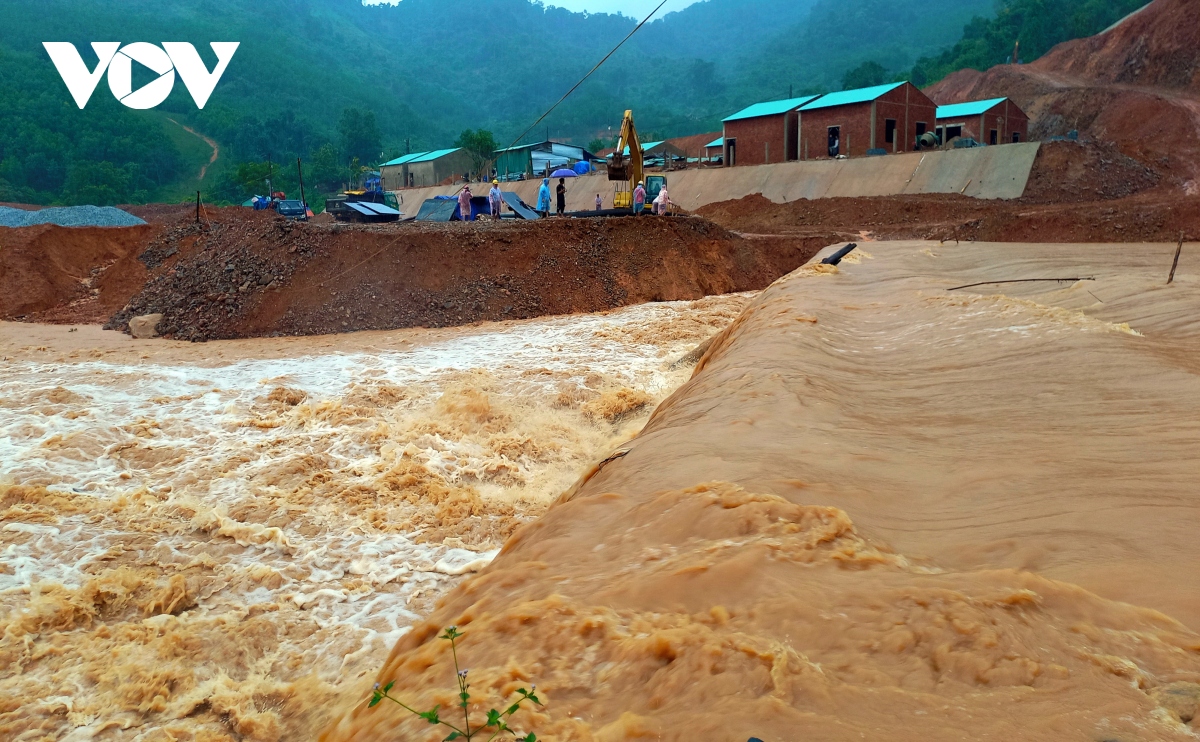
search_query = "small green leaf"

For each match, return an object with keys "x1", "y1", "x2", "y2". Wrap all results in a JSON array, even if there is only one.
[
  {"x1": 486, "y1": 709, "x2": 501, "y2": 726},
  {"x1": 419, "y1": 705, "x2": 441, "y2": 724},
  {"x1": 443, "y1": 733, "x2": 461, "y2": 741},
  {"x1": 527, "y1": 693, "x2": 541, "y2": 705},
  {"x1": 521, "y1": 733, "x2": 537, "y2": 742},
  {"x1": 505, "y1": 702, "x2": 521, "y2": 716},
  {"x1": 383, "y1": 681, "x2": 394, "y2": 692},
  {"x1": 460, "y1": 691, "x2": 469, "y2": 702},
  {"x1": 368, "y1": 695, "x2": 381, "y2": 708}
]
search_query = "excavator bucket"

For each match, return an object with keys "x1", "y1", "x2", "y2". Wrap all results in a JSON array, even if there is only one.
[{"x1": 608, "y1": 154, "x2": 629, "y2": 182}]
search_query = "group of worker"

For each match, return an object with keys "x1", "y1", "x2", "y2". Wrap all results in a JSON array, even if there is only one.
[{"x1": 455, "y1": 177, "x2": 672, "y2": 221}]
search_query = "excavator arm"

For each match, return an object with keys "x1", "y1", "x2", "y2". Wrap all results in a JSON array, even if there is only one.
[{"x1": 608, "y1": 110, "x2": 643, "y2": 209}]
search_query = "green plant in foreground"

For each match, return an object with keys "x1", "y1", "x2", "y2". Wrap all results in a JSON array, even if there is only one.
[{"x1": 369, "y1": 626, "x2": 541, "y2": 742}]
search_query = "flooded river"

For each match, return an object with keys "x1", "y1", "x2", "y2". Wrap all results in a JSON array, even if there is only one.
[{"x1": 0, "y1": 294, "x2": 749, "y2": 741}]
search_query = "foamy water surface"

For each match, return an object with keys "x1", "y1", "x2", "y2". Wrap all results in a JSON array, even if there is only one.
[{"x1": 0, "y1": 295, "x2": 748, "y2": 741}]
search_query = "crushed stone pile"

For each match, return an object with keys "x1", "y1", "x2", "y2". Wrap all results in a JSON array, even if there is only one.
[{"x1": 0, "y1": 205, "x2": 146, "y2": 228}]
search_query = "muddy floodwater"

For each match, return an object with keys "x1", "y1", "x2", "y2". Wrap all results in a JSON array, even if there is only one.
[
  {"x1": 0, "y1": 295, "x2": 749, "y2": 741},
  {"x1": 326, "y1": 242, "x2": 1200, "y2": 742}
]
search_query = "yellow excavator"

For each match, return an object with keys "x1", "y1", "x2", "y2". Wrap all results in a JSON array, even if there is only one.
[{"x1": 607, "y1": 109, "x2": 664, "y2": 211}]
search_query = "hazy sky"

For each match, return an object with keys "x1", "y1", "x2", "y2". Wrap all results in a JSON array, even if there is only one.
[
  {"x1": 367, "y1": 0, "x2": 702, "y2": 19},
  {"x1": 545, "y1": 0, "x2": 700, "y2": 17}
]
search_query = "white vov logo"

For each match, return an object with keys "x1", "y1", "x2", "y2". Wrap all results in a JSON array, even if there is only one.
[{"x1": 43, "y1": 42, "x2": 239, "y2": 110}]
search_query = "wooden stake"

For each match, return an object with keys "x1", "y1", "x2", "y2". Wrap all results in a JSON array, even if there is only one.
[
  {"x1": 1168, "y1": 231, "x2": 1184, "y2": 284},
  {"x1": 195, "y1": 191, "x2": 200, "y2": 223}
]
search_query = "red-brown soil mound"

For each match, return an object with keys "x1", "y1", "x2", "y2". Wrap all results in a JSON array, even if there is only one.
[
  {"x1": 106, "y1": 209, "x2": 833, "y2": 341},
  {"x1": 0, "y1": 223, "x2": 159, "y2": 322},
  {"x1": 698, "y1": 190, "x2": 1200, "y2": 244},
  {"x1": 926, "y1": 0, "x2": 1200, "y2": 187},
  {"x1": 1036, "y1": 0, "x2": 1200, "y2": 93}
]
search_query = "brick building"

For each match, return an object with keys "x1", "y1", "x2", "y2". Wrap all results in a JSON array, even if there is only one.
[
  {"x1": 935, "y1": 98, "x2": 1030, "y2": 146},
  {"x1": 797, "y1": 82, "x2": 937, "y2": 159},
  {"x1": 721, "y1": 95, "x2": 819, "y2": 167}
]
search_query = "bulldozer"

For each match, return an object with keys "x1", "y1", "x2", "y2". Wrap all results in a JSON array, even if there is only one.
[{"x1": 607, "y1": 110, "x2": 664, "y2": 212}]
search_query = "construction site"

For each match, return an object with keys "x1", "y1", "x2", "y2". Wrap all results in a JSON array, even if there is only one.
[{"x1": 2, "y1": 0, "x2": 1200, "y2": 740}]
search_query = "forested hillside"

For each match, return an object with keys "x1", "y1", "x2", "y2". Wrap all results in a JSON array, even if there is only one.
[{"x1": 0, "y1": 0, "x2": 1144, "y2": 206}]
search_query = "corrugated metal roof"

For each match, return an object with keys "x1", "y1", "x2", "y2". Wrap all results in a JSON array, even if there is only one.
[
  {"x1": 407, "y1": 148, "x2": 462, "y2": 163},
  {"x1": 620, "y1": 140, "x2": 664, "y2": 156},
  {"x1": 495, "y1": 140, "x2": 552, "y2": 153},
  {"x1": 799, "y1": 82, "x2": 906, "y2": 111},
  {"x1": 381, "y1": 152, "x2": 426, "y2": 166},
  {"x1": 723, "y1": 95, "x2": 820, "y2": 122},
  {"x1": 936, "y1": 97, "x2": 1008, "y2": 119},
  {"x1": 706, "y1": 137, "x2": 723, "y2": 148}
]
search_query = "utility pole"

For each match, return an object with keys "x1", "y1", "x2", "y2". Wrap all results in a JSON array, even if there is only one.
[{"x1": 297, "y1": 157, "x2": 308, "y2": 218}]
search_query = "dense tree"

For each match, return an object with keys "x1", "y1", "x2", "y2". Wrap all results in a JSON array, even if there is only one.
[
  {"x1": 912, "y1": 0, "x2": 1149, "y2": 84},
  {"x1": 454, "y1": 129, "x2": 500, "y2": 177},
  {"x1": 841, "y1": 61, "x2": 895, "y2": 91},
  {"x1": 339, "y1": 109, "x2": 383, "y2": 166}
]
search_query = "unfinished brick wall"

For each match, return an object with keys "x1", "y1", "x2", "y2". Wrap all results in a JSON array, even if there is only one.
[
  {"x1": 797, "y1": 102, "x2": 872, "y2": 159},
  {"x1": 936, "y1": 100, "x2": 1030, "y2": 146},
  {"x1": 876, "y1": 83, "x2": 938, "y2": 154},
  {"x1": 798, "y1": 83, "x2": 938, "y2": 159},
  {"x1": 723, "y1": 112, "x2": 797, "y2": 167}
]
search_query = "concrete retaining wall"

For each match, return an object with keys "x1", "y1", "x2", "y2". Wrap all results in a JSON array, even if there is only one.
[{"x1": 385, "y1": 141, "x2": 1040, "y2": 217}]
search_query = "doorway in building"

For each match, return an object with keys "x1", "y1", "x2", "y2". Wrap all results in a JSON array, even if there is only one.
[
  {"x1": 726, "y1": 138, "x2": 737, "y2": 167},
  {"x1": 828, "y1": 126, "x2": 840, "y2": 157},
  {"x1": 1012, "y1": 132, "x2": 1021, "y2": 143},
  {"x1": 989, "y1": 129, "x2": 998, "y2": 145}
]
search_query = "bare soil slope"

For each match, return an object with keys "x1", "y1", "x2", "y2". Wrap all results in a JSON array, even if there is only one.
[
  {"x1": 0, "y1": 223, "x2": 159, "y2": 322},
  {"x1": 926, "y1": 0, "x2": 1200, "y2": 188},
  {"x1": 107, "y1": 209, "x2": 832, "y2": 341}
]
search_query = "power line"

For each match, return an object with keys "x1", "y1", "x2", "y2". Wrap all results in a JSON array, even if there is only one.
[{"x1": 501, "y1": 0, "x2": 670, "y2": 153}]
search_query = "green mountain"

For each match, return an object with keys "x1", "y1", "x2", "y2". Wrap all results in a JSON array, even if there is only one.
[{"x1": 1, "y1": 0, "x2": 997, "y2": 205}]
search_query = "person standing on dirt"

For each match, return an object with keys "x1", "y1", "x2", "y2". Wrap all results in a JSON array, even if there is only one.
[
  {"x1": 458, "y1": 186, "x2": 473, "y2": 222},
  {"x1": 595, "y1": 193, "x2": 603, "y2": 211},
  {"x1": 633, "y1": 181, "x2": 647, "y2": 216},
  {"x1": 653, "y1": 183, "x2": 671, "y2": 216},
  {"x1": 537, "y1": 178, "x2": 551, "y2": 218},
  {"x1": 556, "y1": 178, "x2": 567, "y2": 217},
  {"x1": 489, "y1": 180, "x2": 503, "y2": 220}
]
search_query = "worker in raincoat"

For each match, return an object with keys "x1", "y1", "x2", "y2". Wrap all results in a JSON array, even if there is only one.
[
  {"x1": 458, "y1": 186, "x2": 473, "y2": 221},
  {"x1": 489, "y1": 180, "x2": 503, "y2": 219},
  {"x1": 537, "y1": 178, "x2": 551, "y2": 217},
  {"x1": 653, "y1": 183, "x2": 671, "y2": 215},
  {"x1": 633, "y1": 181, "x2": 647, "y2": 216}
]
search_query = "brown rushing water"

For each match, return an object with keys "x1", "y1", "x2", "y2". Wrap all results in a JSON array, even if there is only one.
[
  {"x1": 0, "y1": 295, "x2": 750, "y2": 741},
  {"x1": 325, "y1": 241, "x2": 1200, "y2": 742}
]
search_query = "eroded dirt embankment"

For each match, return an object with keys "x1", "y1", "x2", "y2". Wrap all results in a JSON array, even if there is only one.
[
  {"x1": 106, "y1": 211, "x2": 833, "y2": 341},
  {"x1": 0, "y1": 223, "x2": 159, "y2": 322},
  {"x1": 323, "y1": 241, "x2": 1200, "y2": 742}
]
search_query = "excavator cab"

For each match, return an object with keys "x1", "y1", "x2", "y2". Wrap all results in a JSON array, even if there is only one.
[{"x1": 644, "y1": 175, "x2": 665, "y2": 205}]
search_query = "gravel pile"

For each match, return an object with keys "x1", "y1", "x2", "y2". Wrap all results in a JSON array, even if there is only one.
[{"x1": 0, "y1": 205, "x2": 147, "y2": 228}]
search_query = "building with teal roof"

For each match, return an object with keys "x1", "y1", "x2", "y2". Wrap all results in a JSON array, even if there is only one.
[
  {"x1": 934, "y1": 97, "x2": 1029, "y2": 146},
  {"x1": 721, "y1": 94, "x2": 823, "y2": 167},
  {"x1": 380, "y1": 147, "x2": 473, "y2": 189}
]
